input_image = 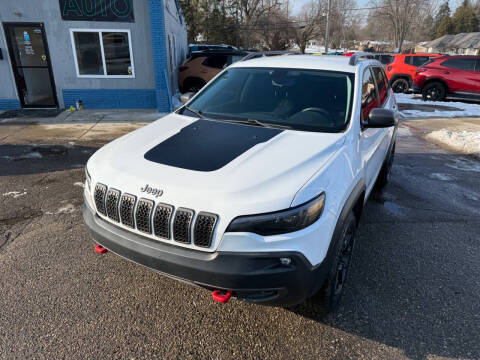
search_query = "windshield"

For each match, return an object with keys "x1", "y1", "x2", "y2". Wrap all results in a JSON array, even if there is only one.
[{"x1": 180, "y1": 67, "x2": 355, "y2": 133}]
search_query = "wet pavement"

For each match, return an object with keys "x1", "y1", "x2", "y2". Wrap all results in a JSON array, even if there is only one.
[{"x1": 0, "y1": 123, "x2": 479, "y2": 359}]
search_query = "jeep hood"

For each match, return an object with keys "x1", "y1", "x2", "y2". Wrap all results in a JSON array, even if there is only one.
[{"x1": 88, "y1": 113, "x2": 345, "y2": 214}]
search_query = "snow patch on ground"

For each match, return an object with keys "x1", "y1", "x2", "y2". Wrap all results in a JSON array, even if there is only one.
[
  {"x1": 1, "y1": 151, "x2": 42, "y2": 161},
  {"x1": 465, "y1": 193, "x2": 479, "y2": 201},
  {"x1": 3, "y1": 191, "x2": 27, "y2": 198},
  {"x1": 445, "y1": 158, "x2": 480, "y2": 172},
  {"x1": 56, "y1": 204, "x2": 76, "y2": 214},
  {"x1": 429, "y1": 173, "x2": 455, "y2": 181},
  {"x1": 395, "y1": 94, "x2": 480, "y2": 118},
  {"x1": 19, "y1": 151, "x2": 42, "y2": 159},
  {"x1": 74, "y1": 182, "x2": 84, "y2": 188},
  {"x1": 426, "y1": 129, "x2": 480, "y2": 155}
]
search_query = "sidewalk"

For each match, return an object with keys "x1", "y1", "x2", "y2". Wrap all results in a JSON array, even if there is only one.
[{"x1": 0, "y1": 109, "x2": 165, "y2": 145}]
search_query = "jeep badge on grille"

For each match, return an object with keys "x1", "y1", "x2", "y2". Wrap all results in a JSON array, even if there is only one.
[{"x1": 140, "y1": 184, "x2": 163, "y2": 198}]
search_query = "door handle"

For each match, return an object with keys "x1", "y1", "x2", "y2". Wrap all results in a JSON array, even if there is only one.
[{"x1": 443, "y1": 71, "x2": 450, "y2": 74}]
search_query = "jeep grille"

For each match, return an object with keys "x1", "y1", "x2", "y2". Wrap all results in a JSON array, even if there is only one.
[
  {"x1": 92, "y1": 183, "x2": 218, "y2": 249},
  {"x1": 136, "y1": 199, "x2": 153, "y2": 234},
  {"x1": 94, "y1": 184, "x2": 107, "y2": 216},
  {"x1": 120, "y1": 194, "x2": 136, "y2": 228},
  {"x1": 153, "y1": 203, "x2": 173, "y2": 239},
  {"x1": 173, "y1": 208, "x2": 194, "y2": 243},
  {"x1": 194, "y1": 213, "x2": 218, "y2": 248},
  {"x1": 106, "y1": 188, "x2": 120, "y2": 222}
]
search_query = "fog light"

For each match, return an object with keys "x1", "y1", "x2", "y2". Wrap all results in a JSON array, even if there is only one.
[{"x1": 279, "y1": 257, "x2": 292, "y2": 265}]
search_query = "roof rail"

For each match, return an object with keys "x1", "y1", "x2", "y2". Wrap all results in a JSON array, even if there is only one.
[
  {"x1": 348, "y1": 52, "x2": 376, "y2": 66},
  {"x1": 241, "y1": 50, "x2": 301, "y2": 61}
]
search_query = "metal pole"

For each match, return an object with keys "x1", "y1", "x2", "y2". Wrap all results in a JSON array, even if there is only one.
[{"x1": 325, "y1": 0, "x2": 332, "y2": 53}]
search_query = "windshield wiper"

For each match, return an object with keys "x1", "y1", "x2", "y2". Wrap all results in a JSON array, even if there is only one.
[
  {"x1": 183, "y1": 106, "x2": 205, "y2": 119},
  {"x1": 222, "y1": 118, "x2": 293, "y2": 130}
]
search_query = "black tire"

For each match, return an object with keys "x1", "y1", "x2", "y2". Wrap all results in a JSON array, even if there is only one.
[
  {"x1": 422, "y1": 81, "x2": 446, "y2": 101},
  {"x1": 300, "y1": 211, "x2": 357, "y2": 318},
  {"x1": 375, "y1": 142, "x2": 395, "y2": 189},
  {"x1": 391, "y1": 78, "x2": 409, "y2": 93}
]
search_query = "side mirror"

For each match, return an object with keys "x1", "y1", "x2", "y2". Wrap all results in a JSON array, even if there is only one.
[
  {"x1": 366, "y1": 108, "x2": 397, "y2": 128},
  {"x1": 180, "y1": 92, "x2": 194, "y2": 105}
]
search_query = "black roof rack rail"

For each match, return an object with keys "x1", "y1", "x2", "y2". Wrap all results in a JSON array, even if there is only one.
[
  {"x1": 241, "y1": 50, "x2": 301, "y2": 61},
  {"x1": 348, "y1": 52, "x2": 376, "y2": 66}
]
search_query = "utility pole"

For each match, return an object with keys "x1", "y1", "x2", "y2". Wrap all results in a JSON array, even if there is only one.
[{"x1": 324, "y1": 0, "x2": 332, "y2": 53}]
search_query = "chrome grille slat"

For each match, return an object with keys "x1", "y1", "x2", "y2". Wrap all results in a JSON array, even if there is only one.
[
  {"x1": 136, "y1": 199, "x2": 154, "y2": 234},
  {"x1": 94, "y1": 183, "x2": 107, "y2": 216},
  {"x1": 120, "y1": 193, "x2": 136, "y2": 228},
  {"x1": 173, "y1": 208, "x2": 194, "y2": 244},
  {"x1": 153, "y1": 203, "x2": 173, "y2": 239},
  {"x1": 194, "y1": 212, "x2": 218, "y2": 248},
  {"x1": 106, "y1": 188, "x2": 121, "y2": 222}
]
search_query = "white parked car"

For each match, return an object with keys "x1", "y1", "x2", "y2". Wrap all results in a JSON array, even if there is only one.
[{"x1": 83, "y1": 53, "x2": 398, "y2": 315}]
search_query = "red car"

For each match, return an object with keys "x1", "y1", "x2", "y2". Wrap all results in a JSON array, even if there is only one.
[
  {"x1": 385, "y1": 53, "x2": 442, "y2": 93},
  {"x1": 414, "y1": 55, "x2": 480, "y2": 101}
]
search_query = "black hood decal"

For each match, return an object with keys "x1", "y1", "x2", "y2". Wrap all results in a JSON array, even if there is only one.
[{"x1": 144, "y1": 119, "x2": 283, "y2": 172}]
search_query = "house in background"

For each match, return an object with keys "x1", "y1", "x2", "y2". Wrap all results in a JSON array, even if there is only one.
[
  {"x1": 425, "y1": 32, "x2": 480, "y2": 55},
  {"x1": 0, "y1": 0, "x2": 187, "y2": 112}
]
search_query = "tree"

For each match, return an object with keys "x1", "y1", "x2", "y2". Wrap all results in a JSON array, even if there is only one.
[
  {"x1": 294, "y1": 1, "x2": 325, "y2": 53},
  {"x1": 432, "y1": 1, "x2": 451, "y2": 38},
  {"x1": 256, "y1": 10, "x2": 295, "y2": 50},
  {"x1": 436, "y1": 14, "x2": 453, "y2": 36},
  {"x1": 234, "y1": 0, "x2": 284, "y2": 48},
  {"x1": 452, "y1": 0, "x2": 479, "y2": 34},
  {"x1": 180, "y1": 0, "x2": 202, "y2": 43},
  {"x1": 202, "y1": 0, "x2": 240, "y2": 45},
  {"x1": 329, "y1": 0, "x2": 357, "y2": 49},
  {"x1": 372, "y1": 0, "x2": 430, "y2": 52}
]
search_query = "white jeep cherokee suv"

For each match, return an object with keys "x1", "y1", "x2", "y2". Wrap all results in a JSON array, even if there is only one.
[{"x1": 83, "y1": 54, "x2": 397, "y2": 314}]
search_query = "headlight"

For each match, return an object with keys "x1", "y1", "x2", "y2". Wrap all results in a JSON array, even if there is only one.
[
  {"x1": 85, "y1": 166, "x2": 92, "y2": 192},
  {"x1": 226, "y1": 193, "x2": 326, "y2": 236}
]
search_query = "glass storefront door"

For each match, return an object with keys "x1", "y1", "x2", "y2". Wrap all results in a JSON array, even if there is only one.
[{"x1": 3, "y1": 23, "x2": 58, "y2": 108}]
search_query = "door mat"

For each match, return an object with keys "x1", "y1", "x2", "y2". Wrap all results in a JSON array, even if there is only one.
[{"x1": 0, "y1": 109, "x2": 64, "y2": 119}]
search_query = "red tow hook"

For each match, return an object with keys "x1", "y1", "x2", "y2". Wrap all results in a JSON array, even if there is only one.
[
  {"x1": 94, "y1": 244, "x2": 108, "y2": 254},
  {"x1": 212, "y1": 290, "x2": 233, "y2": 304}
]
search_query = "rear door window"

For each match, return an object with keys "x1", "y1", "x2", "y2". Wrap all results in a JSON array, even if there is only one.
[
  {"x1": 375, "y1": 55, "x2": 394, "y2": 65},
  {"x1": 228, "y1": 55, "x2": 246, "y2": 65},
  {"x1": 404, "y1": 56, "x2": 412, "y2": 65},
  {"x1": 202, "y1": 55, "x2": 228, "y2": 69},
  {"x1": 372, "y1": 67, "x2": 388, "y2": 106},
  {"x1": 441, "y1": 58, "x2": 476, "y2": 71},
  {"x1": 411, "y1": 56, "x2": 430, "y2": 67},
  {"x1": 361, "y1": 68, "x2": 378, "y2": 121}
]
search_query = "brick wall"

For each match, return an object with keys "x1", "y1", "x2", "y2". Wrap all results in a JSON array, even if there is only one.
[
  {"x1": 63, "y1": 89, "x2": 157, "y2": 109},
  {"x1": 0, "y1": 99, "x2": 21, "y2": 110},
  {"x1": 150, "y1": 0, "x2": 173, "y2": 112}
]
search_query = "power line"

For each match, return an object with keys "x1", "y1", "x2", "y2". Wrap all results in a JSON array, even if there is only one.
[{"x1": 345, "y1": 5, "x2": 390, "y2": 11}]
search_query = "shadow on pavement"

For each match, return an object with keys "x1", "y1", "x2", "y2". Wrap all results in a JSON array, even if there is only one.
[
  {"x1": 289, "y1": 151, "x2": 480, "y2": 360},
  {"x1": 0, "y1": 144, "x2": 98, "y2": 176}
]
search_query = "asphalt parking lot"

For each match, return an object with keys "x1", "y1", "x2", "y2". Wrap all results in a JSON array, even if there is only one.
[{"x1": 0, "y1": 121, "x2": 479, "y2": 359}]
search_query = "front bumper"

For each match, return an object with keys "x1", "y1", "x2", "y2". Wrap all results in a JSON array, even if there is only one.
[{"x1": 83, "y1": 201, "x2": 329, "y2": 306}]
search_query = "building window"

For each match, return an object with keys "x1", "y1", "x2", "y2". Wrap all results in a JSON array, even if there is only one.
[{"x1": 70, "y1": 29, "x2": 134, "y2": 78}]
